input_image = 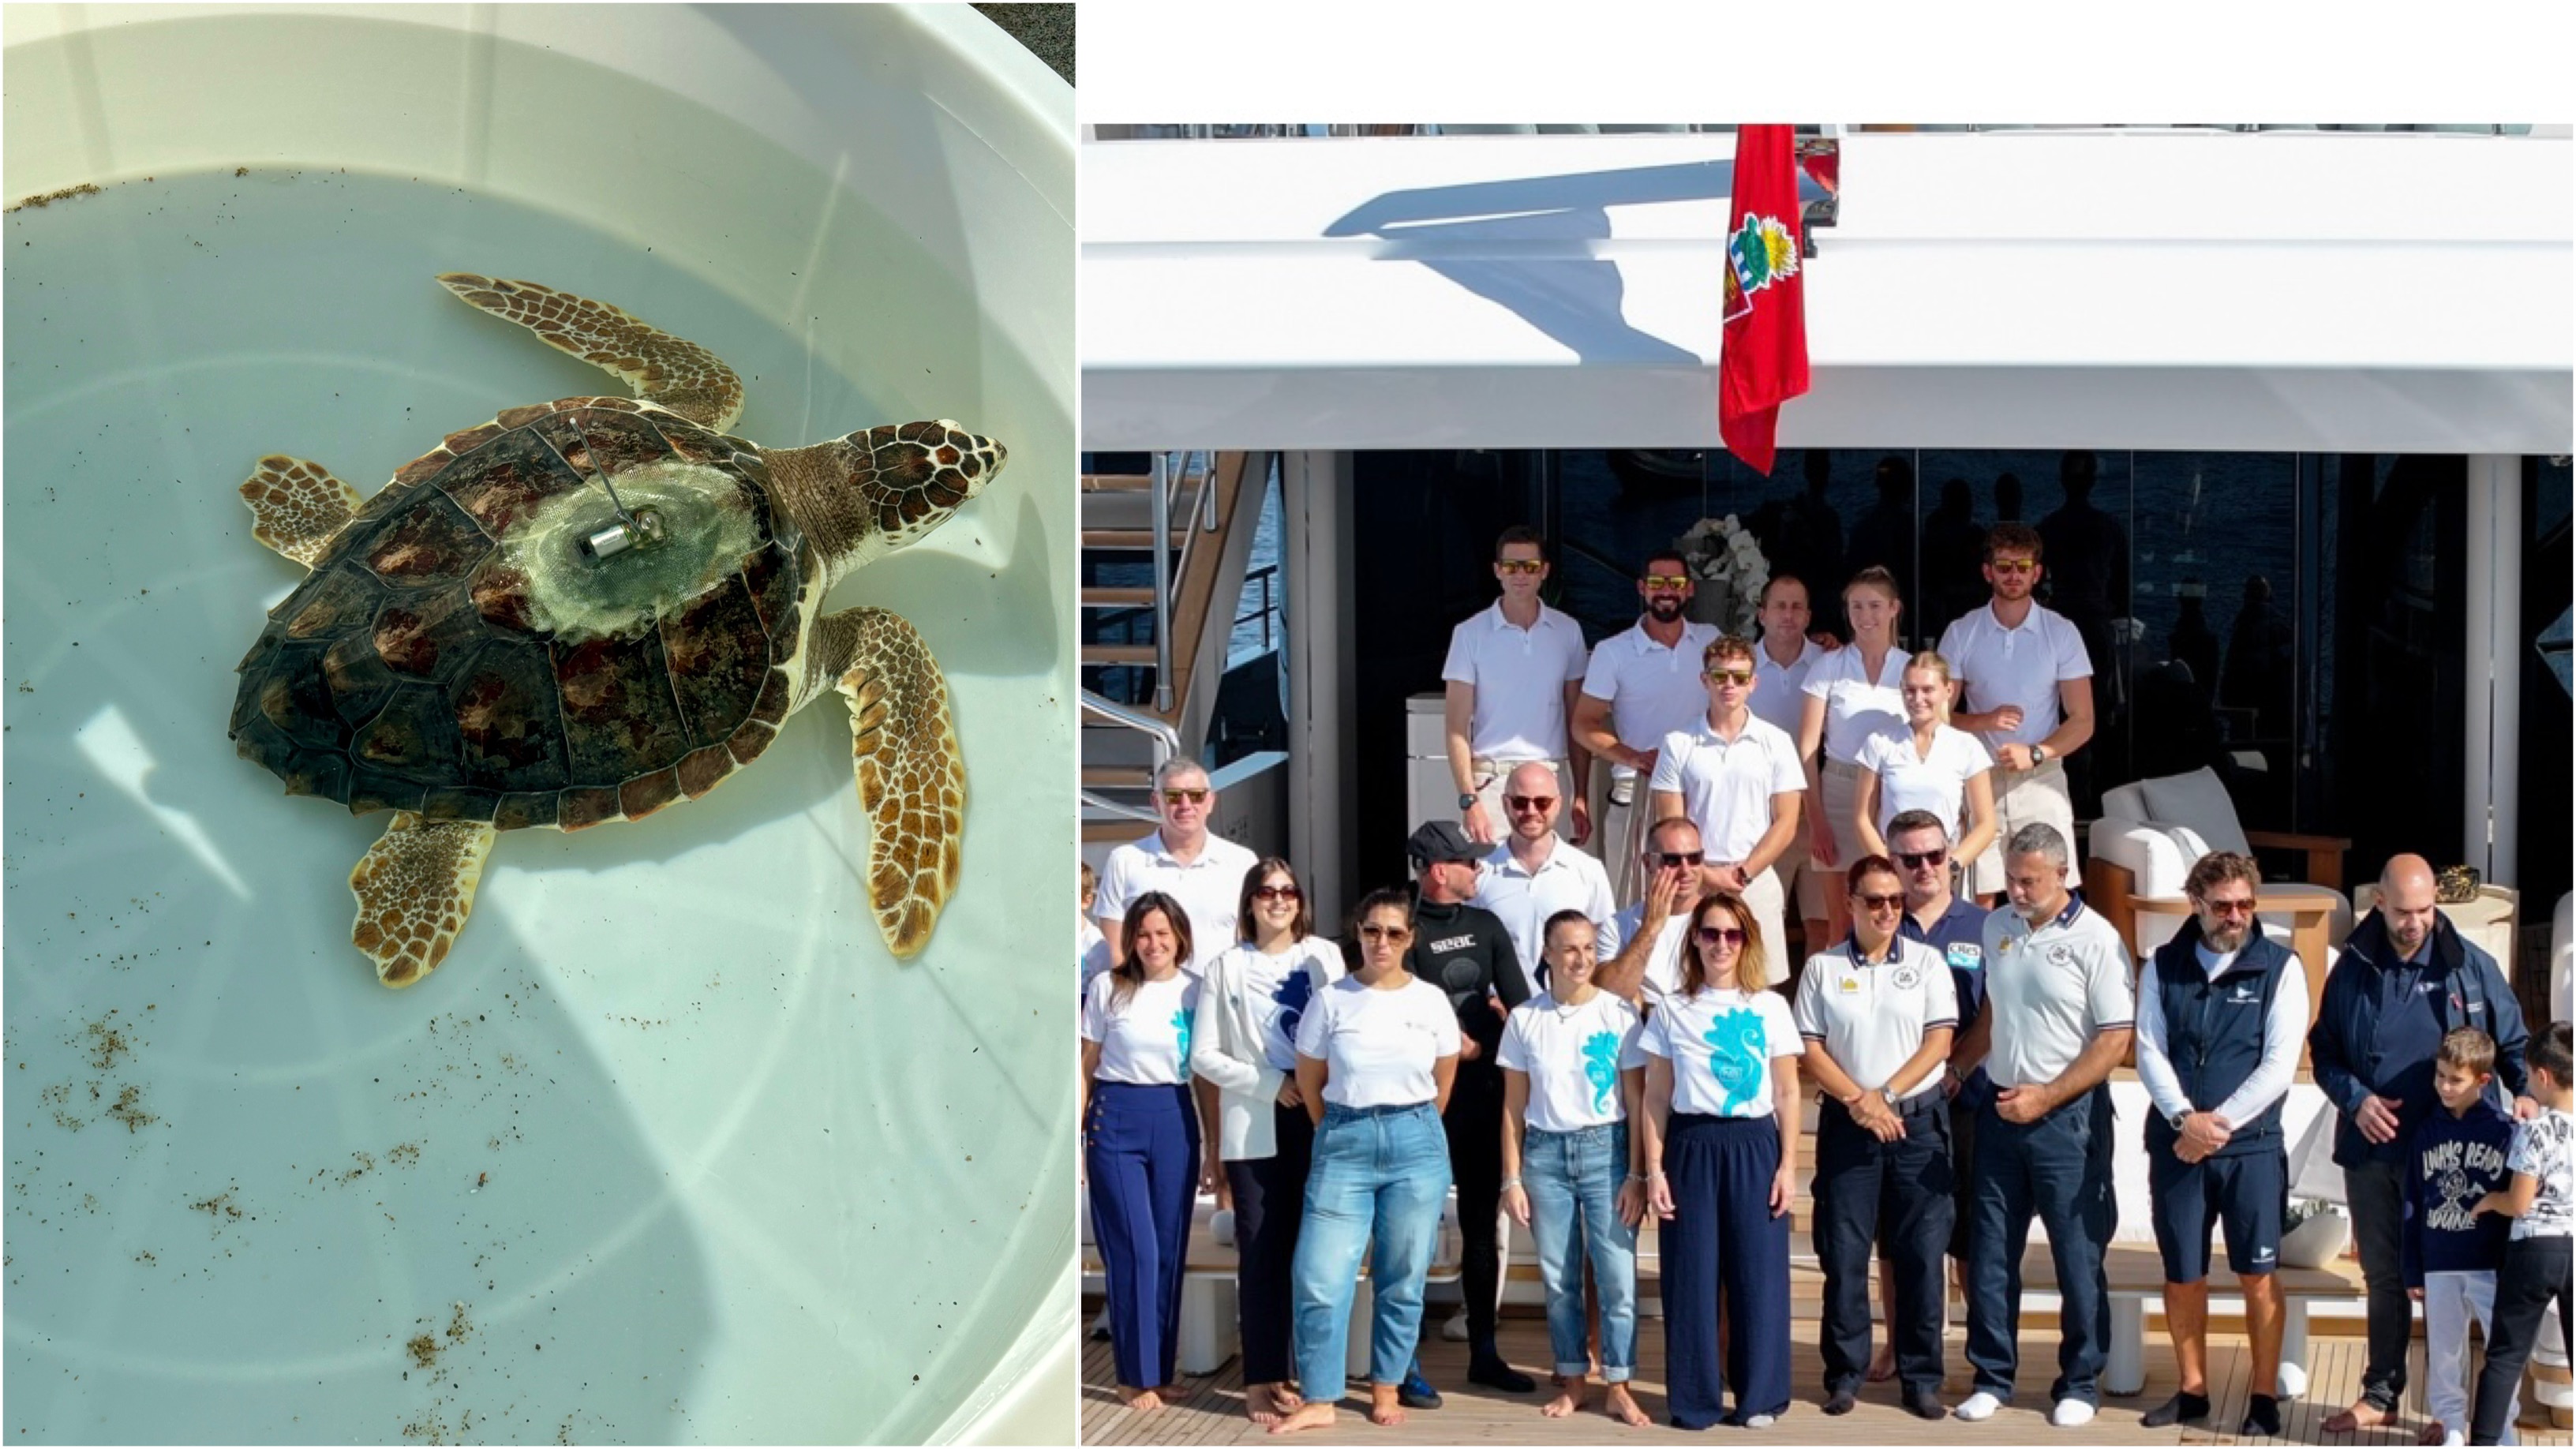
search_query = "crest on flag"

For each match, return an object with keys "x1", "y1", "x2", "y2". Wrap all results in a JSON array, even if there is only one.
[{"x1": 1721, "y1": 214, "x2": 1801, "y2": 324}]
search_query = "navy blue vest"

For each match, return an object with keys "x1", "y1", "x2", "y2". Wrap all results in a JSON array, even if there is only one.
[{"x1": 2146, "y1": 923, "x2": 2293, "y2": 1154}]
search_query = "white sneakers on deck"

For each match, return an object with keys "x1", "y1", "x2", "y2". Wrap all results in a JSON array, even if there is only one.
[
  {"x1": 2049, "y1": 1398, "x2": 2097, "y2": 1428},
  {"x1": 1954, "y1": 1391, "x2": 2001, "y2": 1422}
]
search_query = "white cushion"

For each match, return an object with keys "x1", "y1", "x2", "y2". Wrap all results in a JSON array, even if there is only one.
[
  {"x1": 2099, "y1": 781, "x2": 2155, "y2": 825},
  {"x1": 2139, "y1": 767, "x2": 2252, "y2": 857}
]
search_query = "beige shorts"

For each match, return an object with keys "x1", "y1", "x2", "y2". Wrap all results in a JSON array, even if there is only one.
[
  {"x1": 1597, "y1": 773, "x2": 1654, "y2": 903},
  {"x1": 1773, "y1": 831, "x2": 1825, "y2": 922},
  {"x1": 1814, "y1": 758, "x2": 1870, "y2": 886},
  {"x1": 1968, "y1": 758, "x2": 2076, "y2": 896}
]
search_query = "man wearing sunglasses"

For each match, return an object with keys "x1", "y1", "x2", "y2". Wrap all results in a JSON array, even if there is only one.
[
  {"x1": 1596, "y1": 815, "x2": 1730, "y2": 1007},
  {"x1": 1937, "y1": 523, "x2": 2094, "y2": 905},
  {"x1": 1647, "y1": 636, "x2": 1805, "y2": 972},
  {"x1": 1887, "y1": 811, "x2": 1993, "y2": 1311},
  {"x1": 1443, "y1": 526, "x2": 1592, "y2": 850},
  {"x1": 1093, "y1": 757, "x2": 1258, "y2": 977},
  {"x1": 1471, "y1": 762, "x2": 1616, "y2": 991},
  {"x1": 1571, "y1": 551, "x2": 1720, "y2": 902}
]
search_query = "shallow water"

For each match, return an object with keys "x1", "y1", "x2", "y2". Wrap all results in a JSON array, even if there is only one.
[{"x1": 5, "y1": 169, "x2": 1069, "y2": 1443}]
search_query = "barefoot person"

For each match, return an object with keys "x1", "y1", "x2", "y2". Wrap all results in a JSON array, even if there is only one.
[
  {"x1": 2311, "y1": 853, "x2": 2535, "y2": 1436},
  {"x1": 1500, "y1": 912, "x2": 1653, "y2": 1428},
  {"x1": 1640, "y1": 892, "x2": 1804, "y2": 1429},
  {"x1": 1080, "y1": 893, "x2": 1206, "y2": 1413},
  {"x1": 1273, "y1": 890, "x2": 1461, "y2": 1435},
  {"x1": 1192, "y1": 859, "x2": 1343, "y2": 1425}
]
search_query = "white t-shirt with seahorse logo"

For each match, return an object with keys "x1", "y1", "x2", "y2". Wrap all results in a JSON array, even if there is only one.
[
  {"x1": 1639, "y1": 986, "x2": 1803, "y2": 1119},
  {"x1": 1498, "y1": 990, "x2": 1648, "y2": 1133},
  {"x1": 1080, "y1": 970, "x2": 1199, "y2": 1086}
]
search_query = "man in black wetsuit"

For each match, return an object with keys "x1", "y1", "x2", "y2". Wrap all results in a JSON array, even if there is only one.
[{"x1": 1404, "y1": 819, "x2": 1537, "y2": 1399}]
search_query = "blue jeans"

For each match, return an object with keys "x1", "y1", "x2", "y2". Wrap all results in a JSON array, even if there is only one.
[
  {"x1": 1523, "y1": 1121, "x2": 1638, "y2": 1381},
  {"x1": 1291, "y1": 1102, "x2": 1451, "y2": 1397},
  {"x1": 1965, "y1": 1086, "x2": 2117, "y2": 1406}
]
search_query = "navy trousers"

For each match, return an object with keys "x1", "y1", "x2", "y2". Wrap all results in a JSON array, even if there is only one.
[
  {"x1": 1813, "y1": 1096, "x2": 1954, "y2": 1398},
  {"x1": 1223, "y1": 1100, "x2": 1313, "y2": 1387},
  {"x1": 1965, "y1": 1085, "x2": 2117, "y2": 1406},
  {"x1": 1087, "y1": 1081, "x2": 1199, "y2": 1390},
  {"x1": 1661, "y1": 1114, "x2": 1792, "y2": 1428}
]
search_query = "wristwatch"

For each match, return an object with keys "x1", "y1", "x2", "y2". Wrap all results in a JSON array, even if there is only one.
[
  {"x1": 2031, "y1": 744, "x2": 2051, "y2": 765},
  {"x1": 2167, "y1": 1108, "x2": 2190, "y2": 1132},
  {"x1": 1879, "y1": 1085, "x2": 1902, "y2": 1108},
  {"x1": 1458, "y1": 792, "x2": 1478, "y2": 811}
]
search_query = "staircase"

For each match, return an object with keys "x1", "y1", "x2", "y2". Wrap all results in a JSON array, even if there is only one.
[{"x1": 1079, "y1": 451, "x2": 1259, "y2": 844}]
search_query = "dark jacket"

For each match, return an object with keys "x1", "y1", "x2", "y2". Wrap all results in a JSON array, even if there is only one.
[
  {"x1": 2308, "y1": 910, "x2": 2529, "y2": 1168},
  {"x1": 1407, "y1": 896, "x2": 1531, "y2": 1067},
  {"x1": 2145, "y1": 918, "x2": 2296, "y2": 1154}
]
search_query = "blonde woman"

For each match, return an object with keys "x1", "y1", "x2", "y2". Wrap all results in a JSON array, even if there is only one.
[
  {"x1": 1797, "y1": 567, "x2": 1909, "y2": 940},
  {"x1": 1852, "y1": 651, "x2": 1998, "y2": 888},
  {"x1": 1639, "y1": 891, "x2": 1804, "y2": 1428}
]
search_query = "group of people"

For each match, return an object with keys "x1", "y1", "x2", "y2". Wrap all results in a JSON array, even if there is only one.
[{"x1": 1073, "y1": 524, "x2": 2571, "y2": 1440}]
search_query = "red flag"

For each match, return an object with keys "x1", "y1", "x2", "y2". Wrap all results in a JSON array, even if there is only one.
[{"x1": 1718, "y1": 125, "x2": 1810, "y2": 475}]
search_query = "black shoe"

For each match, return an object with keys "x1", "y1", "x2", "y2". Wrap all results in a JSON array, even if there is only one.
[
  {"x1": 1903, "y1": 1390, "x2": 1948, "y2": 1421},
  {"x1": 2141, "y1": 1391, "x2": 2210, "y2": 1428},
  {"x1": 1397, "y1": 1362, "x2": 1442, "y2": 1410},
  {"x1": 1822, "y1": 1389, "x2": 1858, "y2": 1416},
  {"x1": 2239, "y1": 1394, "x2": 2282, "y2": 1438},
  {"x1": 1466, "y1": 1352, "x2": 1536, "y2": 1393}
]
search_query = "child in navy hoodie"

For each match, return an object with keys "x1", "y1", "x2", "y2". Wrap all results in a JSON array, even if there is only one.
[{"x1": 2405, "y1": 1028, "x2": 2517, "y2": 1447}]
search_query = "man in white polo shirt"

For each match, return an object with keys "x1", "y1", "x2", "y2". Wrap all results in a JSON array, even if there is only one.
[
  {"x1": 1937, "y1": 523, "x2": 2095, "y2": 899},
  {"x1": 1951, "y1": 822, "x2": 2135, "y2": 1429},
  {"x1": 1092, "y1": 757, "x2": 1259, "y2": 976},
  {"x1": 1571, "y1": 550, "x2": 1720, "y2": 902},
  {"x1": 1473, "y1": 762, "x2": 1617, "y2": 989},
  {"x1": 1445, "y1": 526, "x2": 1592, "y2": 848},
  {"x1": 1648, "y1": 635, "x2": 1805, "y2": 968},
  {"x1": 1597, "y1": 815, "x2": 1731, "y2": 1006},
  {"x1": 1750, "y1": 574, "x2": 1837, "y2": 953}
]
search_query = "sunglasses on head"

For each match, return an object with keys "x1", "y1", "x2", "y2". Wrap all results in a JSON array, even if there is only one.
[
  {"x1": 1496, "y1": 559, "x2": 1545, "y2": 575},
  {"x1": 1703, "y1": 668, "x2": 1753, "y2": 685},
  {"x1": 1160, "y1": 788, "x2": 1209, "y2": 804},
  {"x1": 1896, "y1": 848, "x2": 1947, "y2": 869},
  {"x1": 1655, "y1": 849, "x2": 1705, "y2": 869},
  {"x1": 1641, "y1": 573, "x2": 1692, "y2": 590},
  {"x1": 1694, "y1": 926, "x2": 1746, "y2": 948},
  {"x1": 1357, "y1": 923, "x2": 1413, "y2": 942},
  {"x1": 1504, "y1": 794, "x2": 1557, "y2": 811},
  {"x1": 1252, "y1": 883, "x2": 1301, "y2": 902}
]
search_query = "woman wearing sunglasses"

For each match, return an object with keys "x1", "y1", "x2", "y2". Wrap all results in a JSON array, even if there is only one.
[
  {"x1": 1274, "y1": 890, "x2": 1462, "y2": 1435},
  {"x1": 1792, "y1": 856, "x2": 1961, "y2": 1421},
  {"x1": 1639, "y1": 892, "x2": 1805, "y2": 1429},
  {"x1": 1189, "y1": 859, "x2": 1343, "y2": 1425},
  {"x1": 1852, "y1": 651, "x2": 1998, "y2": 899},
  {"x1": 1080, "y1": 891, "x2": 1207, "y2": 1413},
  {"x1": 1796, "y1": 567, "x2": 1910, "y2": 942}
]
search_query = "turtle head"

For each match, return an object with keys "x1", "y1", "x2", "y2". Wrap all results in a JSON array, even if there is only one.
[{"x1": 788, "y1": 420, "x2": 1005, "y2": 577}]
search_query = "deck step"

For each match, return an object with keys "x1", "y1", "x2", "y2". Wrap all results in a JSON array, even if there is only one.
[
  {"x1": 1081, "y1": 766, "x2": 1154, "y2": 788},
  {"x1": 1080, "y1": 528, "x2": 1174, "y2": 550},
  {"x1": 1080, "y1": 586, "x2": 1156, "y2": 608},
  {"x1": 1082, "y1": 644, "x2": 1158, "y2": 665},
  {"x1": 1080, "y1": 472, "x2": 1154, "y2": 492}
]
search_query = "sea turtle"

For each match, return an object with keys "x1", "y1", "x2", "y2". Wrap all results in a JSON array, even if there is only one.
[{"x1": 229, "y1": 274, "x2": 1004, "y2": 987}]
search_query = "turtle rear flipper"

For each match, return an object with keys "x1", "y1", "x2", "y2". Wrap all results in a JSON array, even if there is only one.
[
  {"x1": 350, "y1": 812, "x2": 499, "y2": 987},
  {"x1": 240, "y1": 455, "x2": 363, "y2": 569},
  {"x1": 820, "y1": 607, "x2": 964, "y2": 957},
  {"x1": 436, "y1": 273, "x2": 745, "y2": 432}
]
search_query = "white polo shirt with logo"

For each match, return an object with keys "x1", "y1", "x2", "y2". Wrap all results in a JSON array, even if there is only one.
[
  {"x1": 1979, "y1": 893, "x2": 2134, "y2": 1089},
  {"x1": 1598, "y1": 901, "x2": 1691, "y2": 1004},
  {"x1": 1499, "y1": 989, "x2": 1649, "y2": 1133},
  {"x1": 1092, "y1": 829, "x2": 1261, "y2": 977},
  {"x1": 1938, "y1": 601, "x2": 2093, "y2": 751},
  {"x1": 1801, "y1": 645, "x2": 1911, "y2": 764},
  {"x1": 1649, "y1": 713, "x2": 1805, "y2": 863},
  {"x1": 1472, "y1": 837, "x2": 1617, "y2": 982},
  {"x1": 1855, "y1": 724, "x2": 1995, "y2": 841},
  {"x1": 1750, "y1": 636, "x2": 1827, "y2": 739},
  {"x1": 1792, "y1": 936, "x2": 1961, "y2": 1103},
  {"x1": 1579, "y1": 617, "x2": 1722, "y2": 782},
  {"x1": 1443, "y1": 601, "x2": 1591, "y2": 760}
]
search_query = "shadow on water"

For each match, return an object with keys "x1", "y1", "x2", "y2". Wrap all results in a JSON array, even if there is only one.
[{"x1": 1324, "y1": 161, "x2": 1736, "y2": 365}]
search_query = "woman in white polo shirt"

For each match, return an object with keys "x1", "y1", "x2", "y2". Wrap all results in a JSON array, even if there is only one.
[
  {"x1": 1500, "y1": 910, "x2": 1652, "y2": 1427},
  {"x1": 1852, "y1": 651, "x2": 1998, "y2": 889},
  {"x1": 1189, "y1": 857, "x2": 1343, "y2": 1425},
  {"x1": 1798, "y1": 567, "x2": 1910, "y2": 941},
  {"x1": 1273, "y1": 889, "x2": 1462, "y2": 1435},
  {"x1": 1792, "y1": 856, "x2": 1961, "y2": 1421},
  {"x1": 1640, "y1": 892, "x2": 1805, "y2": 1429},
  {"x1": 1080, "y1": 892, "x2": 1207, "y2": 1413}
]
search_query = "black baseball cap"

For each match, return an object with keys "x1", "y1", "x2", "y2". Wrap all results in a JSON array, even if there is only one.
[{"x1": 1406, "y1": 820, "x2": 1484, "y2": 867}]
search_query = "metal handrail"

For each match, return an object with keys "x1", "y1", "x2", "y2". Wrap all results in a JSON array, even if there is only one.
[
  {"x1": 1080, "y1": 788, "x2": 1159, "y2": 825},
  {"x1": 1080, "y1": 690, "x2": 1178, "y2": 765},
  {"x1": 1151, "y1": 453, "x2": 1174, "y2": 712}
]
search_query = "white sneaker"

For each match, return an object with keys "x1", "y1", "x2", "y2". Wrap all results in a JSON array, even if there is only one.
[
  {"x1": 1954, "y1": 1391, "x2": 2002, "y2": 1422},
  {"x1": 1441, "y1": 1306, "x2": 1470, "y2": 1342},
  {"x1": 1743, "y1": 1413, "x2": 1776, "y2": 1429},
  {"x1": 2440, "y1": 1432, "x2": 2465, "y2": 1447},
  {"x1": 2050, "y1": 1398, "x2": 2096, "y2": 1428}
]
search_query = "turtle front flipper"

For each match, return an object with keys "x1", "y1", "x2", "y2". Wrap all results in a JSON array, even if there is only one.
[
  {"x1": 240, "y1": 455, "x2": 363, "y2": 569},
  {"x1": 815, "y1": 607, "x2": 964, "y2": 957},
  {"x1": 436, "y1": 273, "x2": 745, "y2": 432},
  {"x1": 349, "y1": 812, "x2": 499, "y2": 987}
]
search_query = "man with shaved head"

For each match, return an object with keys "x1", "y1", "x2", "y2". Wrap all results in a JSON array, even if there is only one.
[{"x1": 2309, "y1": 852, "x2": 2535, "y2": 1436}]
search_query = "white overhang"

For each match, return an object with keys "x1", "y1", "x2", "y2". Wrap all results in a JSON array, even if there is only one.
[{"x1": 1081, "y1": 131, "x2": 2574, "y2": 454}]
